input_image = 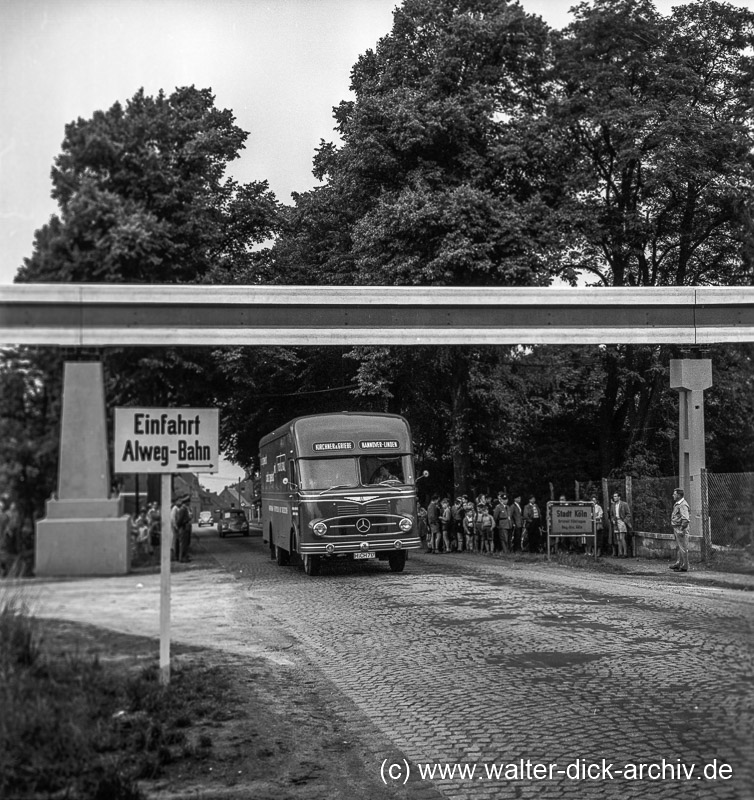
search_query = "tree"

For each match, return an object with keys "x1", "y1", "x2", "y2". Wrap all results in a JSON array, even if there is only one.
[
  {"x1": 545, "y1": 0, "x2": 754, "y2": 287},
  {"x1": 0, "y1": 349, "x2": 62, "y2": 532},
  {"x1": 534, "y1": 0, "x2": 754, "y2": 476},
  {"x1": 702, "y1": 344, "x2": 754, "y2": 472},
  {"x1": 272, "y1": 0, "x2": 556, "y2": 494},
  {"x1": 18, "y1": 86, "x2": 279, "y2": 284},
  {"x1": 314, "y1": 0, "x2": 553, "y2": 286},
  {"x1": 271, "y1": 0, "x2": 754, "y2": 491},
  {"x1": 6, "y1": 88, "x2": 282, "y2": 516},
  {"x1": 211, "y1": 346, "x2": 365, "y2": 470}
]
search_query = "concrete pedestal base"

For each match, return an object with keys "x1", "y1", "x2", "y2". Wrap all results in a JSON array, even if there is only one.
[
  {"x1": 35, "y1": 498, "x2": 132, "y2": 577},
  {"x1": 634, "y1": 530, "x2": 702, "y2": 563}
]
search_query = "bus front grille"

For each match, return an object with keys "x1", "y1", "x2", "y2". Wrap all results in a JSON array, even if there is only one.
[
  {"x1": 336, "y1": 502, "x2": 390, "y2": 515},
  {"x1": 327, "y1": 515, "x2": 399, "y2": 535}
]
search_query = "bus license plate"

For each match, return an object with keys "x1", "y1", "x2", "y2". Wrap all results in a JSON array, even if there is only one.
[{"x1": 354, "y1": 552, "x2": 376, "y2": 560}]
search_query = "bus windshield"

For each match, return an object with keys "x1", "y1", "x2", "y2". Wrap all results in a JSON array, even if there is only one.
[
  {"x1": 298, "y1": 455, "x2": 412, "y2": 490},
  {"x1": 299, "y1": 458, "x2": 359, "y2": 491}
]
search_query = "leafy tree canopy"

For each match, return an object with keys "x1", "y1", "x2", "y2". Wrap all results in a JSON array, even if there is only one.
[
  {"x1": 0, "y1": 349, "x2": 62, "y2": 525},
  {"x1": 268, "y1": 0, "x2": 754, "y2": 495},
  {"x1": 545, "y1": 0, "x2": 754, "y2": 286},
  {"x1": 8, "y1": 87, "x2": 283, "y2": 509},
  {"x1": 276, "y1": 0, "x2": 554, "y2": 287},
  {"x1": 18, "y1": 86, "x2": 279, "y2": 284}
]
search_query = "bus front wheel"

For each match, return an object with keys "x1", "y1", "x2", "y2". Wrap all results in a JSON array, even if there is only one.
[
  {"x1": 303, "y1": 554, "x2": 320, "y2": 576},
  {"x1": 388, "y1": 551, "x2": 407, "y2": 572},
  {"x1": 276, "y1": 545, "x2": 290, "y2": 566}
]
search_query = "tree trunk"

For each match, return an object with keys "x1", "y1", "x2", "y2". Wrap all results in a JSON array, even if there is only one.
[
  {"x1": 598, "y1": 348, "x2": 621, "y2": 477},
  {"x1": 449, "y1": 346, "x2": 472, "y2": 498},
  {"x1": 598, "y1": 345, "x2": 665, "y2": 477}
]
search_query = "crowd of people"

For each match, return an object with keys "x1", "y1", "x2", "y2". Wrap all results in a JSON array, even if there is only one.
[
  {"x1": 416, "y1": 490, "x2": 635, "y2": 558},
  {"x1": 130, "y1": 501, "x2": 162, "y2": 557},
  {"x1": 129, "y1": 493, "x2": 192, "y2": 563}
]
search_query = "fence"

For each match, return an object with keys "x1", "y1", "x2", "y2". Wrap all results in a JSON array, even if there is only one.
[
  {"x1": 702, "y1": 471, "x2": 754, "y2": 551},
  {"x1": 629, "y1": 476, "x2": 678, "y2": 536},
  {"x1": 573, "y1": 475, "x2": 676, "y2": 533},
  {"x1": 574, "y1": 471, "x2": 754, "y2": 561}
]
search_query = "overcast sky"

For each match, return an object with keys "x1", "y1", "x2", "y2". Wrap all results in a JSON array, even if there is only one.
[{"x1": 5, "y1": 0, "x2": 748, "y2": 294}]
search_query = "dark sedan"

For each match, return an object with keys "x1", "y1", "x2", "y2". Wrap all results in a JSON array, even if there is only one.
[{"x1": 217, "y1": 509, "x2": 250, "y2": 538}]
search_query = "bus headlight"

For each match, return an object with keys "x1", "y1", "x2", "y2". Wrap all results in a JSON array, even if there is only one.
[
  {"x1": 399, "y1": 517, "x2": 413, "y2": 532},
  {"x1": 312, "y1": 521, "x2": 328, "y2": 537}
]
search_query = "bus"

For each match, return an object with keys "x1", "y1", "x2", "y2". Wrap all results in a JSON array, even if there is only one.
[{"x1": 260, "y1": 412, "x2": 422, "y2": 576}]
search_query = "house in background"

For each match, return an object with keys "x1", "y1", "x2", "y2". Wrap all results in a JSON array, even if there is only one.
[
  {"x1": 116, "y1": 471, "x2": 221, "y2": 520},
  {"x1": 173, "y1": 473, "x2": 220, "y2": 521},
  {"x1": 216, "y1": 473, "x2": 261, "y2": 521}
]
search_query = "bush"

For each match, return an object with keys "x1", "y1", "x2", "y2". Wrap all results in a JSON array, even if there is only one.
[{"x1": 0, "y1": 591, "x2": 41, "y2": 668}]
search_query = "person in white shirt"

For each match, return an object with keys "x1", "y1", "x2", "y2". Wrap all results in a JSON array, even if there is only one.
[
  {"x1": 591, "y1": 495, "x2": 604, "y2": 556},
  {"x1": 670, "y1": 487, "x2": 691, "y2": 572}
]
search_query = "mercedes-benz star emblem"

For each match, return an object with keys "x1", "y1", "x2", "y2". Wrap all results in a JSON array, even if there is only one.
[{"x1": 356, "y1": 518, "x2": 371, "y2": 534}]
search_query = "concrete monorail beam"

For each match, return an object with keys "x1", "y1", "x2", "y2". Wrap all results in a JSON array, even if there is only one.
[{"x1": 1, "y1": 284, "x2": 754, "y2": 346}]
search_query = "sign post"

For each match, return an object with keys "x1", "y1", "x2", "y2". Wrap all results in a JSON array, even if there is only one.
[
  {"x1": 159, "y1": 473, "x2": 171, "y2": 683},
  {"x1": 114, "y1": 408, "x2": 219, "y2": 685},
  {"x1": 546, "y1": 501, "x2": 597, "y2": 560}
]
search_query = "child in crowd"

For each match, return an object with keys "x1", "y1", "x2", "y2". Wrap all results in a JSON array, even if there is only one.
[
  {"x1": 134, "y1": 507, "x2": 152, "y2": 556},
  {"x1": 440, "y1": 498, "x2": 453, "y2": 553},
  {"x1": 463, "y1": 508, "x2": 476, "y2": 552},
  {"x1": 478, "y1": 504, "x2": 495, "y2": 555}
]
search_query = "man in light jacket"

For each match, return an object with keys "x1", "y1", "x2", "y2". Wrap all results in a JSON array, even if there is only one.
[{"x1": 670, "y1": 487, "x2": 691, "y2": 573}]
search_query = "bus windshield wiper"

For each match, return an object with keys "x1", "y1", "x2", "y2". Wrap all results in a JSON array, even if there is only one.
[{"x1": 318, "y1": 484, "x2": 352, "y2": 495}]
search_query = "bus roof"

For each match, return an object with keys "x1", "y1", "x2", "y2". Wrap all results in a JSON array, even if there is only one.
[{"x1": 259, "y1": 412, "x2": 413, "y2": 455}]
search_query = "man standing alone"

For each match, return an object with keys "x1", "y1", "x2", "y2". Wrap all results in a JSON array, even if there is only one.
[{"x1": 670, "y1": 487, "x2": 691, "y2": 573}]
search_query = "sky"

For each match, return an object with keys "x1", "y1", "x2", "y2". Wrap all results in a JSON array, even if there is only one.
[{"x1": 2, "y1": 0, "x2": 751, "y2": 488}]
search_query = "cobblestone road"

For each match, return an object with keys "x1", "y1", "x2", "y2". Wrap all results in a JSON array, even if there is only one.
[{"x1": 206, "y1": 535, "x2": 754, "y2": 800}]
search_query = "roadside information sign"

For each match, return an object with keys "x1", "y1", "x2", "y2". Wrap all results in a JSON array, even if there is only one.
[
  {"x1": 113, "y1": 407, "x2": 219, "y2": 686},
  {"x1": 114, "y1": 408, "x2": 219, "y2": 473},
  {"x1": 546, "y1": 501, "x2": 597, "y2": 559}
]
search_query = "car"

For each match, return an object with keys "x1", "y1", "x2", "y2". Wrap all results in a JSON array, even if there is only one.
[
  {"x1": 217, "y1": 509, "x2": 250, "y2": 538},
  {"x1": 198, "y1": 510, "x2": 213, "y2": 527}
]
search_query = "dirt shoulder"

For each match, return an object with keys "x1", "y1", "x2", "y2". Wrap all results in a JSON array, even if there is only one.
[
  {"x1": 9, "y1": 547, "x2": 434, "y2": 800},
  {"x1": 20, "y1": 615, "x2": 423, "y2": 800}
]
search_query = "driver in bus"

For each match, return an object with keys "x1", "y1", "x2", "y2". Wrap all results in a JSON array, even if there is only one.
[{"x1": 370, "y1": 464, "x2": 398, "y2": 484}]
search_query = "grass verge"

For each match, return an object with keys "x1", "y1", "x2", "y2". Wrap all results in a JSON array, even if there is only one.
[{"x1": 0, "y1": 590, "x2": 235, "y2": 800}]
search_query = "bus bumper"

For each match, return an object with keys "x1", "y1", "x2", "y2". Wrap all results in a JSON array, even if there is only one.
[{"x1": 299, "y1": 537, "x2": 421, "y2": 555}]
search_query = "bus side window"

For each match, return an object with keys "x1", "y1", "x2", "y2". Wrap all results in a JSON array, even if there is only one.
[{"x1": 275, "y1": 454, "x2": 286, "y2": 487}]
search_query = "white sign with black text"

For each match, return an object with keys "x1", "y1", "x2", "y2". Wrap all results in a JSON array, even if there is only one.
[{"x1": 114, "y1": 408, "x2": 219, "y2": 473}]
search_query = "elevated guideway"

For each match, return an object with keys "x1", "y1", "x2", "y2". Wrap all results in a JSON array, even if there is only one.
[{"x1": 1, "y1": 284, "x2": 754, "y2": 345}]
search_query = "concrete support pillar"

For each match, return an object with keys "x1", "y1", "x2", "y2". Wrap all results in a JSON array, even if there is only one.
[
  {"x1": 669, "y1": 359, "x2": 712, "y2": 540},
  {"x1": 35, "y1": 362, "x2": 131, "y2": 576}
]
